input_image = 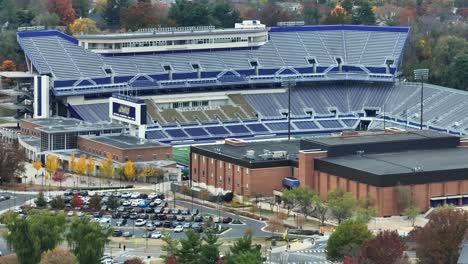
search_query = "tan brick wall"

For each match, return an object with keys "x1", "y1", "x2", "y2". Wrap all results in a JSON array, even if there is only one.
[{"x1": 298, "y1": 150, "x2": 327, "y2": 190}]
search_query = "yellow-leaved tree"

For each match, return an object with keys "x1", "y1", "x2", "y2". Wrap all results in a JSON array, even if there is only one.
[
  {"x1": 45, "y1": 155, "x2": 58, "y2": 181},
  {"x1": 76, "y1": 154, "x2": 87, "y2": 183},
  {"x1": 139, "y1": 166, "x2": 164, "y2": 183},
  {"x1": 32, "y1": 160, "x2": 42, "y2": 177},
  {"x1": 87, "y1": 156, "x2": 95, "y2": 186},
  {"x1": 99, "y1": 153, "x2": 114, "y2": 187},
  {"x1": 69, "y1": 153, "x2": 76, "y2": 173},
  {"x1": 123, "y1": 160, "x2": 135, "y2": 181},
  {"x1": 68, "y1": 18, "x2": 98, "y2": 35}
]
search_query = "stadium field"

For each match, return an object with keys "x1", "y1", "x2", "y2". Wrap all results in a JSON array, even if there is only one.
[{"x1": 173, "y1": 146, "x2": 190, "y2": 165}]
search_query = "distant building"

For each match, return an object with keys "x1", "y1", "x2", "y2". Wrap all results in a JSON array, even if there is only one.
[{"x1": 191, "y1": 130, "x2": 468, "y2": 216}]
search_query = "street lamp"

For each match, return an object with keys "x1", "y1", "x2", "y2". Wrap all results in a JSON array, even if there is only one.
[
  {"x1": 413, "y1": 69, "x2": 429, "y2": 130},
  {"x1": 281, "y1": 77, "x2": 296, "y2": 141}
]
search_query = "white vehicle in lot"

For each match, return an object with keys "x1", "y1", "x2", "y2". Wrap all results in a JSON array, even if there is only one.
[
  {"x1": 130, "y1": 192, "x2": 140, "y2": 199},
  {"x1": 99, "y1": 218, "x2": 111, "y2": 228},
  {"x1": 67, "y1": 211, "x2": 74, "y2": 217},
  {"x1": 151, "y1": 231, "x2": 162, "y2": 239},
  {"x1": 148, "y1": 193, "x2": 157, "y2": 200},
  {"x1": 121, "y1": 192, "x2": 131, "y2": 198},
  {"x1": 135, "y1": 219, "x2": 147, "y2": 226},
  {"x1": 154, "y1": 198, "x2": 162, "y2": 205},
  {"x1": 77, "y1": 211, "x2": 85, "y2": 217},
  {"x1": 213, "y1": 217, "x2": 221, "y2": 223},
  {"x1": 122, "y1": 200, "x2": 131, "y2": 206},
  {"x1": 131, "y1": 200, "x2": 140, "y2": 207},
  {"x1": 174, "y1": 225, "x2": 184, "y2": 233}
]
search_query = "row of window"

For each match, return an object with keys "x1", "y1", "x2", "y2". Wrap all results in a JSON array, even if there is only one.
[
  {"x1": 85, "y1": 146, "x2": 170, "y2": 162},
  {"x1": 193, "y1": 154, "x2": 249, "y2": 174},
  {"x1": 88, "y1": 37, "x2": 250, "y2": 50},
  {"x1": 172, "y1": 100, "x2": 209, "y2": 109},
  {"x1": 193, "y1": 168, "x2": 248, "y2": 190}
]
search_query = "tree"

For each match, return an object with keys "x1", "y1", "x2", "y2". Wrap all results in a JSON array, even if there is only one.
[
  {"x1": 33, "y1": 160, "x2": 42, "y2": 177},
  {"x1": 1, "y1": 60, "x2": 16, "y2": 71},
  {"x1": 326, "y1": 219, "x2": 373, "y2": 261},
  {"x1": 100, "y1": 153, "x2": 114, "y2": 180},
  {"x1": 108, "y1": 195, "x2": 119, "y2": 211},
  {"x1": 45, "y1": 155, "x2": 59, "y2": 181},
  {"x1": 161, "y1": 231, "x2": 179, "y2": 261},
  {"x1": 200, "y1": 229, "x2": 221, "y2": 263},
  {"x1": 327, "y1": 188, "x2": 356, "y2": 224},
  {"x1": 102, "y1": 0, "x2": 131, "y2": 28},
  {"x1": 226, "y1": 235, "x2": 262, "y2": 264},
  {"x1": 123, "y1": 160, "x2": 135, "y2": 181},
  {"x1": 139, "y1": 165, "x2": 164, "y2": 183},
  {"x1": 403, "y1": 205, "x2": 418, "y2": 227},
  {"x1": 72, "y1": 0, "x2": 90, "y2": 18},
  {"x1": 121, "y1": 2, "x2": 168, "y2": 31},
  {"x1": 394, "y1": 185, "x2": 416, "y2": 213},
  {"x1": 169, "y1": 0, "x2": 214, "y2": 26},
  {"x1": 76, "y1": 154, "x2": 87, "y2": 181},
  {"x1": 399, "y1": 5, "x2": 416, "y2": 26},
  {"x1": 89, "y1": 194, "x2": 101, "y2": 211},
  {"x1": 0, "y1": 0, "x2": 18, "y2": 26},
  {"x1": 211, "y1": 1, "x2": 240, "y2": 28},
  {"x1": 69, "y1": 153, "x2": 76, "y2": 173},
  {"x1": 258, "y1": 3, "x2": 294, "y2": 27},
  {"x1": 176, "y1": 229, "x2": 202, "y2": 264},
  {"x1": 50, "y1": 195, "x2": 65, "y2": 210},
  {"x1": 302, "y1": 2, "x2": 321, "y2": 25},
  {"x1": 36, "y1": 191, "x2": 47, "y2": 208},
  {"x1": 449, "y1": 54, "x2": 468, "y2": 91},
  {"x1": 1, "y1": 210, "x2": 67, "y2": 264},
  {"x1": 87, "y1": 156, "x2": 95, "y2": 178},
  {"x1": 313, "y1": 198, "x2": 329, "y2": 226},
  {"x1": 32, "y1": 12, "x2": 60, "y2": 27},
  {"x1": 52, "y1": 168, "x2": 66, "y2": 189},
  {"x1": 71, "y1": 194, "x2": 84, "y2": 208},
  {"x1": 40, "y1": 246, "x2": 78, "y2": 264},
  {"x1": 359, "y1": 230, "x2": 406, "y2": 264},
  {"x1": 324, "y1": 5, "x2": 351, "y2": 24},
  {"x1": 68, "y1": 18, "x2": 98, "y2": 35},
  {"x1": 123, "y1": 258, "x2": 144, "y2": 264},
  {"x1": 0, "y1": 141, "x2": 25, "y2": 184},
  {"x1": 354, "y1": 197, "x2": 378, "y2": 223},
  {"x1": 47, "y1": 0, "x2": 76, "y2": 26},
  {"x1": 352, "y1": 1, "x2": 376, "y2": 25},
  {"x1": 67, "y1": 217, "x2": 111, "y2": 263},
  {"x1": 411, "y1": 206, "x2": 468, "y2": 264}
]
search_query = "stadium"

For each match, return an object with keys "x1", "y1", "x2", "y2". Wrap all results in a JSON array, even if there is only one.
[{"x1": 7, "y1": 20, "x2": 468, "y2": 146}]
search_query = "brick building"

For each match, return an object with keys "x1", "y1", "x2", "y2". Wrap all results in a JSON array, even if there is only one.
[{"x1": 190, "y1": 131, "x2": 468, "y2": 216}]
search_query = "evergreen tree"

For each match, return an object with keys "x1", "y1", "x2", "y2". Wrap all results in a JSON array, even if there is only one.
[
  {"x1": 176, "y1": 230, "x2": 202, "y2": 264},
  {"x1": 200, "y1": 230, "x2": 221, "y2": 263},
  {"x1": 352, "y1": 1, "x2": 376, "y2": 25},
  {"x1": 102, "y1": 0, "x2": 130, "y2": 28}
]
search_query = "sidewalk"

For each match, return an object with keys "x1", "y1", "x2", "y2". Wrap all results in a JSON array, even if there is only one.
[{"x1": 271, "y1": 239, "x2": 314, "y2": 254}]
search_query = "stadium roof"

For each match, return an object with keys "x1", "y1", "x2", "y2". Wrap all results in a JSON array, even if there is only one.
[
  {"x1": 316, "y1": 147, "x2": 468, "y2": 186},
  {"x1": 79, "y1": 134, "x2": 169, "y2": 149}
]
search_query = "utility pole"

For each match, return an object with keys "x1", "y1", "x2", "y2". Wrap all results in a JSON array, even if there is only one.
[{"x1": 413, "y1": 69, "x2": 429, "y2": 130}]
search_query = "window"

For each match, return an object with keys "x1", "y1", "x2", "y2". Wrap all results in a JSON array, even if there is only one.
[
  {"x1": 210, "y1": 173, "x2": 213, "y2": 179},
  {"x1": 203, "y1": 156, "x2": 206, "y2": 162},
  {"x1": 124, "y1": 156, "x2": 129, "y2": 162},
  {"x1": 137, "y1": 155, "x2": 142, "y2": 162},
  {"x1": 228, "y1": 178, "x2": 231, "y2": 184},
  {"x1": 191, "y1": 63, "x2": 200, "y2": 70},
  {"x1": 194, "y1": 154, "x2": 197, "y2": 160},
  {"x1": 202, "y1": 171, "x2": 205, "y2": 176},
  {"x1": 211, "y1": 159, "x2": 214, "y2": 164},
  {"x1": 219, "y1": 162, "x2": 223, "y2": 168},
  {"x1": 228, "y1": 164, "x2": 231, "y2": 169},
  {"x1": 166, "y1": 153, "x2": 170, "y2": 159},
  {"x1": 249, "y1": 60, "x2": 259, "y2": 67},
  {"x1": 246, "y1": 168, "x2": 249, "y2": 174},
  {"x1": 153, "y1": 154, "x2": 157, "y2": 160},
  {"x1": 237, "y1": 183, "x2": 240, "y2": 188},
  {"x1": 163, "y1": 65, "x2": 172, "y2": 71},
  {"x1": 219, "y1": 176, "x2": 222, "y2": 181},
  {"x1": 194, "y1": 168, "x2": 197, "y2": 174},
  {"x1": 246, "y1": 183, "x2": 249, "y2": 189},
  {"x1": 237, "y1": 166, "x2": 240, "y2": 172}
]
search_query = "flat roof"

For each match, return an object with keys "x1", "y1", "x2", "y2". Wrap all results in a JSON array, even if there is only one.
[
  {"x1": 316, "y1": 147, "x2": 468, "y2": 186},
  {"x1": 37, "y1": 122, "x2": 125, "y2": 133},
  {"x1": 303, "y1": 130, "x2": 453, "y2": 147},
  {"x1": 194, "y1": 140, "x2": 300, "y2": 162},
  {"x1": 80, "y1": 134, "x2": 168, "y2": 149},
  {"x1": 24, "y1": 117, "x2": 87, "y2": 127}
]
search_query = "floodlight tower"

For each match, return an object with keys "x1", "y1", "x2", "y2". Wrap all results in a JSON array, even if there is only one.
[
  {"x1": 281, "y1": 77, "x2": 296, "y2": 141},
  {"x1": 413, "y1": 69, "x2": 429, "y2": 130}
]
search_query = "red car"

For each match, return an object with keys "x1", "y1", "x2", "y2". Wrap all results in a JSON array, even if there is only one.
[{"x1": 222, "y1": 217, "x2": 232, "y2": 223}]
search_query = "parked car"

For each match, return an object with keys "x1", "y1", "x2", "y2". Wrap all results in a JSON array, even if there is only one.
[
  {"x1": 174, "y1": 225, "x2": 184, "y2": 233},
  {"x1": 213, "y1": 217, "x2": 221, "y2": 223},
  {"x1": 135, "y1": 219, "x2": 147, "y2": 226},
  {"x1": 154, "y1": 221, "x2": 162, "y2": 227},
  {"x1": 112, "y1": 230, "x2": 123, "y2": 237},
  {"x1": 93, "y1": 212, "x2": 102, "y2": 218},
  {"x1": 121, "y1": 212, "x2": 130, "y2": 219},
  {"x1": 191, "y1": 209, "x2": 199, "y2": 216},
  {"x1": 223, "y1": 217, "x2": 233, "y2": 223},
  {"x1": 194, "y1": 216, "x2": 203, "y2": 222},
  {"x1": 167, "y1": 214, "x2": 177, "y2": 221},
  {"x1": 116, "y1": 219, "x2": 127, "y2": 226},
  {"x1": 129, "y1": 213, "x2": 138, "y2": 219},
  {"x1": 122, "y1": 231, "x2": 132, "y2": 237},
  {"x1": 148, "y1": 193, "x2": 157, "y2": 200},
  {"x1": 67, "y1": 211, "x2": 74, "y2": 217},
  {"x1": 130, "y1": 192, "x2": 140, "y2": 199},
  {"x1": 121, "y1": 192, "x2": 131, "y2": 198},
  {"x1": 192, "y1": 223, "x2": 203, "y2": 233},
  {"x1": 183, "y1": 222, "x2": 191, "y2": 229},
  {"x1": 162, "y1": 221, "x2": 173, "y2": 228},
  {"x1": 151, "y1": 231, "x2": 162, "y2": 239},
  {"x1": 176, "y1": 215, "x2": 185, "y2": 222}
]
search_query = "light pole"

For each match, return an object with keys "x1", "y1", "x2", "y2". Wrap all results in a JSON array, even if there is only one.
[
  {"x1": 281, "y1": 77, "x2": 296, "y2": 141},
  {"x1": 413, "y1": 69, "x2": 429, "y2": 130}
]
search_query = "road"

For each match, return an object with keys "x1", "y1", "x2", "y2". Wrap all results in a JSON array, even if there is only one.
[{"x1": 268, "y1": 239, "x2": 333, "y2": 264}]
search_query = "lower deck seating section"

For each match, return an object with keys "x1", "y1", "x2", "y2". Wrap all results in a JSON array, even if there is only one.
[
  {"x1": 225, "y1": 125, "x2": 249, "y2": 134},
  {"x1": 246, "y1": 123, "x2": 269, "y2": 133},
  {"x1": 184, "y1": 127, "x2": 209, "y2": 137},
  {"x1": 206, "y1": 126, "x2": 230, "y2": 135},
  {"x1": 318, "y1": 119, "x2": 343, "y2": 129},
  {"x1": 294, "y1": 121, "x2": 319, "y2": 130}
]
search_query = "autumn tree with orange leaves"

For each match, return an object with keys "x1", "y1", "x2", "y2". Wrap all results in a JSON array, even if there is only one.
[
  {"x1": 120, "y1": 2, "x2": 168, "y2": 31},
  {"x1": 48, "y1": 0, "x2": 76, "y2": 26},
  {"x1": 324, "y1": 5, "x2": 351, "y2": 24}
]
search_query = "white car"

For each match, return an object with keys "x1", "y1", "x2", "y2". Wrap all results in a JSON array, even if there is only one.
[
  {"x1": 121, "y1": 192, "x2": 131, "y2": 198},
  {"x1": 77, "y1": 211, "x2": 85, "y2": 217},
  {"x1": 131, "y1": 200, "x2": 140, "y2": 207},
  {"x1": 135, "y1": 219, "x2": 147, "y2": 226},
  {"x1": 130, "y1": 192, "x2": 140, "y2": 199},
  {"x1": 213, "y1": 217, "x2": 221, "y2": 223},
  {"x1": 122, "y1": 200, "x2": 131, "y2": 206},
  {"x1": 67, "y1": 211, "x2": 74, "y2": 217},
  {"x1": 154, "y1": 198, "x2": 162, "y2": 205},
  {"x1": 148, "y1": 193, "x2": 157, "y2": 200},
  {"x1": 174, "y1": 225, "x2": 184, "y2": 233},
  {"x1": 151, "y1": 231, "x2": 162, "y2": 239}
]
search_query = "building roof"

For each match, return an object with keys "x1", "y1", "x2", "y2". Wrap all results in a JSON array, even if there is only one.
[
  {"x1": 192, "y1": 139, "x2": 300, "y2": 169},
  {"x1": 80, "y1": 134, "x2": 168, "y2": 149},
  {"x1": 25, "y1": 117, "x2": 85, "y2": 127},
  {"x1": 316, "y1": 147, "x2": 468, "y2": 186}
]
